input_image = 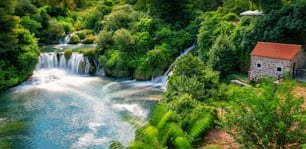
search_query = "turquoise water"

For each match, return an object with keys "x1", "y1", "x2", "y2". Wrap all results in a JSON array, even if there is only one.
[{"x1": 0, "y1": 69, "x2": 162, "y2": 148}]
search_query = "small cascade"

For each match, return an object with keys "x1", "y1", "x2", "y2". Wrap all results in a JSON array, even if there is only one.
[
  {"x1": 152, "y1": 44, "x2": 197, "y2": 88},
  {"x1": 93, "y1": 54, "x2": 105, "y2": 76},
  {"x1": 36, "y1": 52, "x2": 91, "y2": 75},
  {"x1": 59, "y1": 34, "x2": 71, "y2": 45}
]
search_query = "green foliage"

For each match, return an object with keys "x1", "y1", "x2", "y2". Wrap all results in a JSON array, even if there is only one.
[
  {"x1": 96, "y1": 30, "x2": 113, "y2": 55},
  {"x1": 109, "y1": 141, "x2": 125, "y2": 149},
  {"x1": 82, "y1": 35, "x2": 96, "y2": 44},
  {"x1": 76, "y1": 29, "x2": 93, "y2": 39},
  {"x1": 103, "y1": 4, "x2": 138, "y2": 31},
  {"x1": 79, "y1": 48, "x2": 95, "y2": 58},
  {"x1": 21, "y1": 16, "x2": 42, "y2": 35},
  {"x1": 95, "y1": 3, "x2": 194, "y2": 79},
  {"x1": 222, "y1": 82, "x2": 306, "y2": 148},
  {"x1": 248, "y1": 0, "x2": 306, "y2": 46},
  {"x1": 15, "y1": 0, "x2": 38, "y2": 16},
  {"x1": 0, "y1": 0, "x2": 19, "y2": 53},
  {"x1": 166, "y1": 54, "x2": 220, "y2": 101},
  {"x1": 68, "y1": 34, "x2": 80, "y2": 44},
  {"x1": 82, "y1": 10, "x2": 104, "y2": 31},
  {"x1": 0, "y1": 27, "x2": 39, "y2": 91},
  {"x1": 148, "y1": 0, "x2": 193, "y2": 25},
  {"x1": 64, "y1": 49, "x2": 72, "y2": 59},
  {"x1": 113, "y1": 29, "x2": 135, "y2": 50},
  {"x1": 174, "y1": 137, "x2": 192, "y2": 149},
  {"x1": 220, "y1": 0, "x2": 255, "y2": 14},
  {"x1": 197, "y1": 11, "x2": 235, "y2": 61},
  {"x1": 101, "y1": 50, "x2": 131, "y2": 77},
  {"x1": 208, "y1": 35, "x2": 238, "y2": 77},
  {"x1": 40, "y1": 18, "x2": 65, "y2": 44}
]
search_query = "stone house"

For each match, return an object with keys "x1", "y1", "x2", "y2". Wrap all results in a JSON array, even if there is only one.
[{"x1": 249, "y1": 42, "x2": 305, "y2": 82}]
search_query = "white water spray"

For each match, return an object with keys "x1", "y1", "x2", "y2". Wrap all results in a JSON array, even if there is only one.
[
  {"x1": 152, "y1": 44, "x2": 196, "y2": 88},
  {"x1": 36, "y1": 52, "x2": 90, "y2": 75}
]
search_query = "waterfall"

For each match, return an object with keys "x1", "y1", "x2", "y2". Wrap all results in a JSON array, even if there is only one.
[
  {"x1": 152, "y1": 44, "x2": 197, "y2": 88},
  {"x1": 59, "y1": 34, "x2": 71, "y2": 45},
  {"x1": 36, "y1": 52, "x2": 90, "y2": 75},
  {"x1": 93, "y1": 54, "x2": 105, "y2": 76}
]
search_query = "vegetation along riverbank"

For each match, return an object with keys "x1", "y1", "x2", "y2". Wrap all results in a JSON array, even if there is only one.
[{"x1": 0, "y1": 0, "x2": 305, "y2": 148}]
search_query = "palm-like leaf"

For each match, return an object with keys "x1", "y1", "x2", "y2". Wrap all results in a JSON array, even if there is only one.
[
  {"x1": 150, "y1": 104, "x2": 168, "y2": 125},
  {"x1": 157, "y1": 111, "x2": 175, "y2": 129},
  {"x1": 126, "y1": 140, "x2": 157, "y2": 149},
  {"x1": 188, "y1": 113, "x2": 214, "y2": 139},
  {"x1": 109, "y1": 141, "x2": 124, "y2": 149},
  {"x1": 167, "y1": 122, "x2": 184, "y2": 137},
  {"x1": 174, "y1": 136, "x2": 192, "y2": 149}
]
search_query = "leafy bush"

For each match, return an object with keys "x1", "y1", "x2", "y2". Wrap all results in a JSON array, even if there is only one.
[
  {"x1": 0, "y1": 27, "x2": 39, "y2": 91},
  {"x1": 76, "y1": 29, "x2": 94, "y2": 39},
  {"x1": 222, "y1": 82, "x2": 306, "y2": 148},
  {"x1": 82, "y1": 35, "x2": 96, "y2": 44},
  {"x1": 68, "y1": 34, "x2": 80, "y2": 44}
]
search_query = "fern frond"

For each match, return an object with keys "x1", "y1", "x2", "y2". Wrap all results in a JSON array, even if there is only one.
[
  {"x1": 157, "y1": 111, "x2": 175, "y2": 129},
  {"x1": 126, "y1": 141, "x2": 155, "y2": 149},
  {"x1": 109, "y1": 140, "x2": 124, "y2": 149},
  {"x1": 124, "y1": 115, "x2": 147, "y2": 129},
  {"x1": 143, "y1": 125, "x2": 159, "y2": 139},
  {"x1": 150, "y1": 104, "x2": 168, "y2": 125},
  {"x1": 174, "y1": 136, "x2": 192, "y2": 149},
  {"x1": 188, "y1": 114, "x2": 214, "y2": 139},
  {"x1": 167, "y1": 122, "x2": 184, "y2": 137}
]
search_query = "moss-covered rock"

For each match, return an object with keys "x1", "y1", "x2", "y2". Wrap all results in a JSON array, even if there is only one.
[{"x1": 64, "y1": 49, "x2": 72, "y2": 60}]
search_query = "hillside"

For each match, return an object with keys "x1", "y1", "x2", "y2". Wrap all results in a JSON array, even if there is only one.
[{"x1": 0, "y1": 0, "x2": 305, "y2": 148}]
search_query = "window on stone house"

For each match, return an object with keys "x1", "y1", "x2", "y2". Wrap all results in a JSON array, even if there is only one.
[
  {"x1": 256, "y1": 62, "x2": 262, "y2": 69},
  {"x1": 276, "y1": 66, "x2": 282, "y2": 72}
]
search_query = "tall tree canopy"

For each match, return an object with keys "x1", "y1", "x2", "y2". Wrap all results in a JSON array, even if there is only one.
[{"x1": 0, "y1": 0, "x2": 19, "y2": 53}]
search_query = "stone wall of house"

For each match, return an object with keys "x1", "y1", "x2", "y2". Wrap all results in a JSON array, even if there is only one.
[
  {"x1": 249, "y1": 56, "x2": 291, "y2": 82},
  {"x1": 292, "y1": 48, "x2": 306, "y2": 69}
]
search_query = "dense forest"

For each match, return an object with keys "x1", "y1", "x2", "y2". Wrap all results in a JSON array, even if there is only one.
[{"x1": 0, "y1": 0, "x2": 306, "y2": 148}]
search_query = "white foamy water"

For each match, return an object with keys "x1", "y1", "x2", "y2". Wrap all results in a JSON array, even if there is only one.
[{"x1": 1, "y1": 67, "x2": 162, "y2": 148}]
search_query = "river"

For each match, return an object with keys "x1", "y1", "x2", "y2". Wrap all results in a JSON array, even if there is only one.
[{"x1": 0, "y1": 62, "x2": 162, "y2": 148}]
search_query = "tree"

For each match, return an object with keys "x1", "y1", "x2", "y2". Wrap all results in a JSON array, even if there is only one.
[
  {"x1": 197, "y1": 11, "x2": 235, "y2": 61},
  {"x1": 245, "y1": 0, "x2": 306, "y2": 47},
  {"x1": 222, "y1": 82, "x2": 306, "y2": 148},
  {"x1": 148, "y1": 0, "x2": 193, "y2": 24},
  {"x1": 102, "y1": 4, "x2": 138, "y2": 31},
  {"x1": 250, "y1": 0, "x2": 282, "y2": 13},
  {"x1": 166, "y1": 54, "x2": 220, "y2": 101},
  {"x1": 208, "y1": 35, "x2": 238, "y2": 77},
  {"x1": 0, "y1": 0, "x2": 19, "y2": 53},
  {"x1": 113, "y1": 29, "x2": 135, "y2": 51}
]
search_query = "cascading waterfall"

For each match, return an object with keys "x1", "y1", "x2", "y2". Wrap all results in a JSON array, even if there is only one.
[
  {"x1": 59, "y1": 34, "x2": 71, "y2": 45},
  {"x1": 152, "y1": 44, "x2": 197, "y2": 88},
  {"x1": 36, "y1": 52, "x2": 90, "y2": 74}
]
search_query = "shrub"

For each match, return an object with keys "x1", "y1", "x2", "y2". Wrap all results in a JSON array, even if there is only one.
[
  {"x1": 76, "y1": 29, "x2": 93, "y2": 39},
  {"x1": 82, "y1": 35, "x2": 96, "y2": 44},
  {"x1": 68, "y1": 34, "x2": 80, "y2": 44}
]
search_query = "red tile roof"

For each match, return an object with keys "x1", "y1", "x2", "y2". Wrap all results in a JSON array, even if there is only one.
[{"x1": 251, "y1": 42, "x2": 302, "y2": 60}]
